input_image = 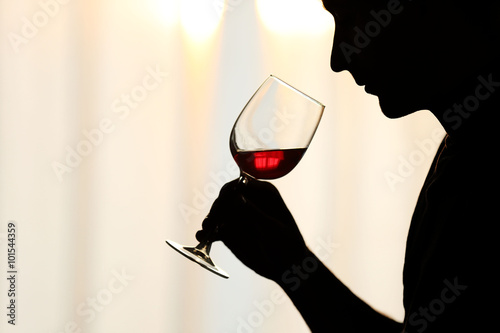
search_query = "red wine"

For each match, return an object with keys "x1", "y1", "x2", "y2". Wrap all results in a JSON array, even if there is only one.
[{"x1": 232, "y1": 148, "x2": 306, "y2": 179}]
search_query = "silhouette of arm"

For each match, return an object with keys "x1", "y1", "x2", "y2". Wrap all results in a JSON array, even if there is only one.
[
  {"x1": 198, "y1": 179, "x2": 402, "y2": 332},
  {"x1": 277, "y1": 249, "x2": 403, "y2": 332}
]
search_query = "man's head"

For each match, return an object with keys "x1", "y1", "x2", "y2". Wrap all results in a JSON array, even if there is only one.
[{"x1": 322, "y1": 0, "x2": 500, "y2": 119}]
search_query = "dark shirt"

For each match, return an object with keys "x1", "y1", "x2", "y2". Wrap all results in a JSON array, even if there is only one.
[
  {"x1": 402, "y1": 93, "x2": 498, "y2": 332},
  {"x1": 281, "y1": 71, "x2": 499, "y2": 333}
]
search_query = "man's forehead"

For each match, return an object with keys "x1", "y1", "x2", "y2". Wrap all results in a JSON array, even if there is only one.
[
  {"x1": 322, "y1": 0, "x2": 388, "y2": 10},
  {"x1": 322, "y1": 0, "x2": 349, "y2": 9}
]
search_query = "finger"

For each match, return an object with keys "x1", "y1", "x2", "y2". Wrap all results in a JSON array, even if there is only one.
[
  {"x1": 196, "y1": 215, "x2": 224, "y2": 243},
  {"x1": 195, "y1": 229, "x2": 208, "y2": 242},
  {"x1": 239, "y1": 178, "x2": 283, "y2": 206},
  {"x1": 195, "y1": 224, "x2": 221, "y2": 242},
  {"x1": 240, "y1": 181, "x2": 293, "y2": 225},
  {"x1": 195, "y1": 178, "x2": 243, "y2": 242}
]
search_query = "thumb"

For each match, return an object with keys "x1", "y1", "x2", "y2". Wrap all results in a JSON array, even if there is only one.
[{"x1": 195, "y1": 178, "x2": 242, "y2": 242}]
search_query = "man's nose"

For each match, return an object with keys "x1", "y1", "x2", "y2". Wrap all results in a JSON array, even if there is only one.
[{"x1": 330, "y1": 28, "x2": 353, "y2": 73}]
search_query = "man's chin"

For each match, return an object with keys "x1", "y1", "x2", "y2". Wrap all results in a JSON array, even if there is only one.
[{"x1": 377, "y1": 92, "x2": 422, "y2": 119}]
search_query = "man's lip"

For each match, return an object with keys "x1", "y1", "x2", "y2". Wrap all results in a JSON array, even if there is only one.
[
  {"x1": 351, "y1": 71, "x2": 378, "y2": 94},
  {"x1": 353, "y1": 76, "x2": 367, "y2": 86},
  {"x1": 352, "y1": 73, "x2": 368, "y2": 87},
  {"x1": 364, "y1": 83, "x2": 377, "y2": 95}
]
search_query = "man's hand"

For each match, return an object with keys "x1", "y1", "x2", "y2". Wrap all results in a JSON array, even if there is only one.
[{"x1": 196, "y1": 178, "x2": 308, "y2": 282}]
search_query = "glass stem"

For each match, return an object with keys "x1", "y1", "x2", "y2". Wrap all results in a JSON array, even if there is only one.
[
  {"x1": 195, "y1": 238, "x2": 212, "y2": 258},
  {"x1": 197, "y1": 174, "x2": 249, "y2": 253},
  {"x1": 238, "y1": 173, "x2": 249, "y2": 185},
  {"x1": 197, "y1": 215, "x2": 216, "y2": 256},
  {"x1": 237, "y1": 173, "x2": 250, "y2": 202}
]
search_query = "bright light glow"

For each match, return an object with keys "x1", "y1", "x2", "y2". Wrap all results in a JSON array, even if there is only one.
[
  {"x1": 257, "y1": 0, "x2": 332, "y2": 34},
  {"x1": 254, "y1": 151, "x2": 284, "y2": 170},
  {"x1": 180, "y1": 0, "x2": 223, "y2": 42},
  {"x1": 149, "y1": 0, "x2": 179, "y2": 26}
]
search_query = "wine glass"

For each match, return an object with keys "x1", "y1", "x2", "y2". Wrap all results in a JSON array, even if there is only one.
[{"x1": 166, "y1": 75, "x2": 324, "y2": 279}]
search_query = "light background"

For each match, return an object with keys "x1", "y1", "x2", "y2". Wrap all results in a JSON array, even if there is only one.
[{"x1": 0, "y1": 0, "x2": 445, "y2": 332}]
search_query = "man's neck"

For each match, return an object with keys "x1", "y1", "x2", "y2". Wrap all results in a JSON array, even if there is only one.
[{"x1": 429, "y1": 65, "x2": 500, "y2": 141}]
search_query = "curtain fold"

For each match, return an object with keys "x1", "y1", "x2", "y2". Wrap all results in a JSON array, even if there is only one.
[{"x1": 0, "y1": 1, "x2": 442, "y2": 332}]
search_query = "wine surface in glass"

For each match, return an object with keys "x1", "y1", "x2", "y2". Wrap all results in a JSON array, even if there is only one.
[{"x1": 233, "y1": 148, "x2": 306, "y2": 179}]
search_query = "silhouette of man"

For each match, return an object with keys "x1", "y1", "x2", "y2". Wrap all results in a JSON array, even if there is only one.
[{"x1": 197, "y1": 0, "x2": 499, "y2": 331}]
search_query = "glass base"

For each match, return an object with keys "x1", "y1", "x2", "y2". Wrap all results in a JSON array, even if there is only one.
[{"x1": 165, "y1": 239, "x2": 229, "y2": 279}]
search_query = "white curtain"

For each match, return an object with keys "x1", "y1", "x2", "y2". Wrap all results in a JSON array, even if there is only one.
[{"x1": 0, "y1": 0, "x2": 443, "y2": 332}]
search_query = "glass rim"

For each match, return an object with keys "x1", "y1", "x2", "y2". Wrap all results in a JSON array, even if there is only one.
[{"x1": 268, "y1": 74, "x2": 325, "y2": 109}]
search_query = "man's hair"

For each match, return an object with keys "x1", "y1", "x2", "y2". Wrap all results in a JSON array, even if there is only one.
[{"x1": 453, "y1": 0, "x2": 500, "y2": 38}]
